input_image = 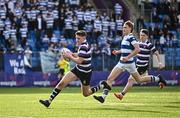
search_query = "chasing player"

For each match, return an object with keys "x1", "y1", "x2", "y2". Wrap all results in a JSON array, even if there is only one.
[
  {"x1": 93, "y1": 21, "x2": 166, "y2": 103},
  {"x1": 113, "y1": 28, "x2": 164, "y2": 100}
]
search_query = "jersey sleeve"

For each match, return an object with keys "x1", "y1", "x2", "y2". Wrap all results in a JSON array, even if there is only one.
[
  {"x1": 129, "y1": 37, "x2": 138, "y2": 45},
  {"x1": 148, "y1": 43, "x2": 157, "y2": 53}
]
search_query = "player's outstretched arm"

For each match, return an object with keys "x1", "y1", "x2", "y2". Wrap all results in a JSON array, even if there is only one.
[{"x1": 154, "y1": 51, "x2": 164, "y2": 69}]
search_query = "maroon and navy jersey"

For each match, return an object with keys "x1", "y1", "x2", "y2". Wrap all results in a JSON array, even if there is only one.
[
  {"x1": 136, "y1": 40, "x2": 157, "y2": 67},
  {"x1": 76, "y1": 41, "x2": 92, "y2": 73}
]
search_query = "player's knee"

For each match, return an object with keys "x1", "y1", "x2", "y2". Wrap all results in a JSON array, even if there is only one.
[
  {"x1": 128, "y1": 79, "x2": 132, "y2": 83},
  {"x1": 136, "y1": 79, "x2": 142, "y2": 84},
  {"x1": 128, "y1": 78, "x2": 133, "y2": 82},
  {"x1": 82, "y1": 92, "x2": 90, "y2": 97},
  {"x1": 132, "y1": 76, "x2": 142, "y2": 84}
]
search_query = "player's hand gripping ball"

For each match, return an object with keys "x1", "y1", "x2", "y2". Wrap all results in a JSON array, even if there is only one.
[{"x1": 61, "y1": 48, "x2": 72, "y2": 61}]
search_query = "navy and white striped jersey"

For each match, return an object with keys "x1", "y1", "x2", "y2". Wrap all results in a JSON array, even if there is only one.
[
  {"x1": 38, "y1": 0, "x2": 47, "y2": 6},
  {"x1": 0, "y1": 20, "x2": 4, "y2": 31},
  {"x1": 25, "y1": 10, "x2": 31, "y2": 19},
  {"x1": 72, "y1": 19, "x2": 79, "y2": 31},
  {"x1": 116, "y1": 19, "x2": 124, "y2": 31},
  {"x1": 21, "y1": 19, "x2": 28, "y2": 27},
  {"x1": 94, "y1": 20, "x2": 102, "y2": 31},
  {"x1": 20, "y1": 27, "x2": 28, "y2": 38},
  {"x1": 120, "y1": 33, "x2": 138, "y2": 64},
  {"x1": 136, "y1": 40, "x2": 157, "y2": 67},
  {"x1": 0, "y1": 9, "x2": 6, "y2": 19},
  {"x1": 31, "y1": 9, "x2": 38, "y2": 20},
  {"x1": 84, "y1": 11, "x2": 92, "y2": 22},
  {"x1": 47, "y1": 1, "x2": 54, "y2": 8},
  {"x1": 76, "y1": 11, "x2": 84, "y2": 21},
  {"x1": 51, "y1": 36, "x2": 58, "y2": 43},
  {"x1": 110, "y1": 21, "x2": 116, "y2": 30},
  {"x1": 4, "y1": 19, "x2": 11, "y2": 29},
  {"x1": 69, "y1": 0, "x2": 80, "y2": 5},
  {"x1": 45, "y1": 16, "x2": 54, "y2": 28},
  {"x1": 53, "y1": 10, "x2": 59, "y2": 19},
  {"x1": 76, "y1": 41, "x2": 92, "y2": 73},
  {"x1": 15, "y1": 9, "x2": 22, "y2": 17},
  {"x1": 91, "y1": 10, "x2": 97, "y2": 20},
  {"x1": 114, "y1": 3, "x2": 123, "y2": 15},
  {"x1": 10, "y1": 28, "x2": 16, "y2": 38},
  {"x1": 102, "y1": 20, "x2": 109, "y2": 32},
  {"x1": 3, "y1": 30, "x2": 10, "y2": 40},
  {"x1": 84, "y1": 22, "x2": 93, "y2": 33},
  {"x1": 65, "y1": 17, "x2": 73, "y2": 29}
]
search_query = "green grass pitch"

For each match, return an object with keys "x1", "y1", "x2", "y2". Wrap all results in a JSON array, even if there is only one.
[{"x1": 0, "y1": 86, "x2": 180, "y2": 118}]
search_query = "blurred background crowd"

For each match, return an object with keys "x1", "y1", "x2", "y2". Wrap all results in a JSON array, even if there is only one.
[{"x1": 0, "y1": 0, "x2": 179, "y2": 71}]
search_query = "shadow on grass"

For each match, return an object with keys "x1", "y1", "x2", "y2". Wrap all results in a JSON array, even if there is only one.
[
  {"x1": 163, "y1": 105, "x2": 180, "y2": 108},
  {"x1": 64, "y1": 107, "x2": 167, "y2": 114},
  {"x1": 168, "y1": 102, "x2": 180, "y2": 104},
  {"x1": 0, "y1": 86, "x2": 179, "y2": 94},
  {"x1": 0, "y1": 87, "x2": 81, "y2": 94}
]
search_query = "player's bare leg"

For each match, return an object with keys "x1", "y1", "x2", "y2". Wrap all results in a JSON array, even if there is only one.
[
  {"x1": 93, "y1": 67, "x2": 123, "y2": 103},
  {"x1": 114, "y1": 77, "x2": 135, "y2": 100},
  {"x1": 39, "y1": 71, "x2": 77, "y2": 108}
]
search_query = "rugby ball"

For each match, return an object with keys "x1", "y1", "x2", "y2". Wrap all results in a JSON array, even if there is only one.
[{"x1": 61, "y1": 48, "x2": 71, "y2": 61}]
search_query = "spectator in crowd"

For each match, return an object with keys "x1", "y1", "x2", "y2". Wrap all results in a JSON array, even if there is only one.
[
  {"x1": 0, "y1": 0, "x2": 178, "y2": 71},
  {"x1": 114, "y1": 3, "x2": 123, "y2": 19},
  {"x1": 136, "y1": 15, "x2": 145, "y2": 32}
]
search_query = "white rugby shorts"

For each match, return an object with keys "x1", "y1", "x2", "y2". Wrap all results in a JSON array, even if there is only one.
[{"x1": 115, "y1": 62, "x2": 137, "y2": 74}]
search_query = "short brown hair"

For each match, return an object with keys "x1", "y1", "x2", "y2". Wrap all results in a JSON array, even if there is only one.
[
  {"x1": 140, "y1": 29, "x2": 149, "y2": 36},
  {"x1": 75, "y1": 30, "x2": 87, "y2": 37},
  {"x1": 124, "y1": 20, "x2": 134, "y2": 32}
]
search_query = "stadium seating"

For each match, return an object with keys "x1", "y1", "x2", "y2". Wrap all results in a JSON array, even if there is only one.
[{"x1": 0, "y1": 0, "x2": 179, "y2": 70}]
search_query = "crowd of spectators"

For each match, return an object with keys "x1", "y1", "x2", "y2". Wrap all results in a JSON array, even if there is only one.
[
  {"x1": 136, "y1": 0, "x2": 179, "y2": 53},
  {"x1": 0, "y1": 0, "x2": 124, "y2": 59},
  {"x1": 0, "y1": 0, "x2": 179, "y2": 70}
]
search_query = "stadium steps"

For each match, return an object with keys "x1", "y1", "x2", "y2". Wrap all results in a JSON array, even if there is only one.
[
  {"x1": 92, "y1": 0, "x2": 108, "y2": 15},
  {"x1": 122, "y1": 0, "x2": 139, "y2": 21},
  {"x1": 88, "y1": 0, "x2": 98, "y2": 10},
  {"x1": 92, "y1": 0, "x2": 108, "y2": 10},
  {"x1": 103, "y1": 0, "x2": 131, "y2": 21},
  {"x1": 92, "y1": 0, "x2": 131, "y2": 21}
]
